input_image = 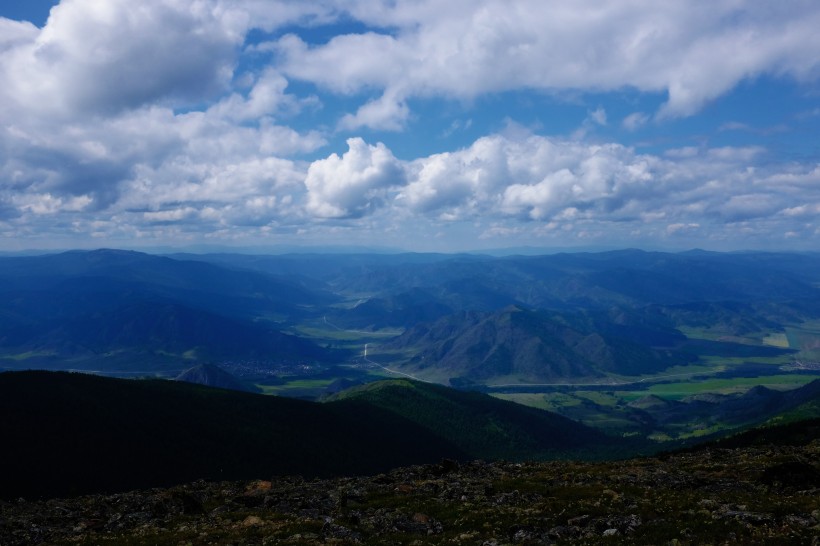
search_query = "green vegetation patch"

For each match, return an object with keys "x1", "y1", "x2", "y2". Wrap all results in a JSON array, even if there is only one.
[
  {"x1": 0, "y1": 350, "x2": 58, "y2": 361},
  {"x1": 256, "y1": 378, "x2": 344, "y2": 398},
  {"x1": 491, "y1": 392, "x2": 577, "y2": 412},
  {"x1": 291, "y1": 318, "x2": 403, "y2": 345},
  {"x1": 785, "y1": 320, "x2": 820, "y2": 358},
  {"x1": 643, "y1": 374, "x2": 820, "y2": 399},
  {"x1": 762, "y1": 332, "x2": 789, "y2": 348}
]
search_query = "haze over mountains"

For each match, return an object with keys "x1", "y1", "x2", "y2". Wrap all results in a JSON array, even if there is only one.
[
  {"x1": 2, "y1": 248, "x2": 817, "y2": 380},
  {"x1": 0, "y1": 249, "x2": 338, "y2": 373}
]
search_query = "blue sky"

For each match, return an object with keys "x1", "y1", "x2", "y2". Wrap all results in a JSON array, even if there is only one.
[{"x1": 1, "y1": 1, "x2": 819, "y2": 252}]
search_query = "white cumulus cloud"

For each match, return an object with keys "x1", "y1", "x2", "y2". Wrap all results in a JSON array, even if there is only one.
[
  {"x1": 274, "y1": 0, "x2": 820, "y2": 128},
  {"x1": 0, "y1": 0, "x2": 249, "y2": 117},
  {"x1": 305, "y1": 138, "x2": 405, "y2": 218}
]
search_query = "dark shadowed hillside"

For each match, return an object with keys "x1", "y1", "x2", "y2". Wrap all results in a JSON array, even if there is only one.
[
  {"x1": 0, "y1": 371, "x2": 623, "y2": 500},
  {"x1": 0, "y1": 371, "x2": 464, "y2": 499}
]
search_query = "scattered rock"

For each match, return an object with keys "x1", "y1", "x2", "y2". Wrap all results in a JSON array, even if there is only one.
[
  {"x1": 322, "y1": 521, "x2": 361, "y2": 541},
  {"x1": 0, "y1": 443, "x2": 817, "y2": 545}
]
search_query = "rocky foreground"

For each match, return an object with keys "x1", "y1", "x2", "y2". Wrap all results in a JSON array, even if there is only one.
[{"x1": 2, "y1": 442, "x2": 819, "y2": 545}]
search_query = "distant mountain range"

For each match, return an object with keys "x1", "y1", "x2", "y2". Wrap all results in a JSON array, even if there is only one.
[
  {"x1": 1, "y1": 248, "x2": 818, "y2": 382},
  {"x1": 0, "y1": 249, "x2": 339, "y2": 373},
  {"x1": 174, "y1": 247, "x2": 820, "y2": 341}
]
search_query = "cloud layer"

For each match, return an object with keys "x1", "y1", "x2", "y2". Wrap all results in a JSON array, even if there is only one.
[
  {"x1": 276, "y1": 0, "x2": 820, "y2": 128},
  {"x1": 0, "y1": 0, "x2": 818, "y2": 250}
]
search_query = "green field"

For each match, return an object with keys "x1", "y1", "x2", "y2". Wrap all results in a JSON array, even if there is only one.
[
  {"x1": 676, "y1": 326, "x2": 760, "y2": 345},
  {"x1": 785, "y1": 320, "x2": 820, "y2": 359},
  {"x1": 289, "y1": 318, "x2": 403, "y2": 352},
  {"x1": 493, "y1": 391, "x2": 645, "y2": 436},
  {"x1": 258, "y1": 378, "x2": 336, "y2": 395},
  {"x1": 256, "y1": 368, "x2": 393, "y2": 398},
  {"x1": 762, "y1": 332, "x2": 789, "y2": 347},
  {"x1": 638, "y1": 374, "x2": 820, "y2": 399},
  {"x1": 0, "y1": 350, "x2": 57, "y2": 361}
]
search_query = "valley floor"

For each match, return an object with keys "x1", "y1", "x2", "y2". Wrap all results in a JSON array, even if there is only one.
[{"x1": 3, "y1": 442, "x2": 819, "y2": 545}]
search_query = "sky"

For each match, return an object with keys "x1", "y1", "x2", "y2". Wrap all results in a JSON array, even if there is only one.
[{"x1": 0, "y1": 1, "x2": 819, "y2": 253}]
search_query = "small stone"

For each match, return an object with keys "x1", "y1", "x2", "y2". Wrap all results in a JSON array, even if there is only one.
[
  {"x1": 241, "y1": 515, "x2": 263, "y2": 527},
  {"x1": 513, "y1": 528, "x2": 533, "y2": 542},
  {"x1": 412, "y1": 513, "x2": 430, "y2": 524},
  {"x1": 245, "y1": 480, "x2": 272, "y2": 495},
  {"x1": 603, "y1": 528, "x2": 619, "y2": 536}
]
